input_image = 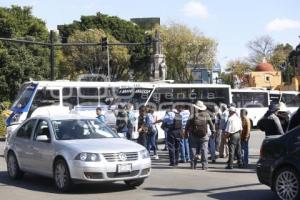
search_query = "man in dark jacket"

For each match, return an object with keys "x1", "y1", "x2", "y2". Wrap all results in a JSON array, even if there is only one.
[{"x1": 257, "y1": 103, "x2": 284, "y2": 136}]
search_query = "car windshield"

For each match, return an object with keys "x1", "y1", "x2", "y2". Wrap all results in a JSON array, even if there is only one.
[{"x1": 52, "y1": 119, "x2": 119, "y2": 140}]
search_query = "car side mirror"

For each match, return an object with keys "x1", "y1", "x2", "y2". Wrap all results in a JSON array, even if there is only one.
[{"x1": 36, "y1": 135, "x2": 50, "y2": 142}]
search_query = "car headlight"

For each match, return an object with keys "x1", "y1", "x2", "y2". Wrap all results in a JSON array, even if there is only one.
[
  {"x1": 75, "y1": 153, "x2": 101, "y2": 162},
  {"x1": 140, "y1": 149, "x2": 150, "y2": 159}
]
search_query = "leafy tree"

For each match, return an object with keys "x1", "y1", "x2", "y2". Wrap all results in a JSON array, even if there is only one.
[
  {"x1": 270, "y1": 43, "x2": 293, "y2": 69},
  {"x1": 0, "y1": 43, "x2": 50, "y2": 101},
  {"x1": 57, "y1": 12, "x2": 150, "y2": 80},
  {"x1": 225, "y1": 59, "x2": 252, "y2": 87},
  {"x1": 288, "y1": 46, "x2": 300, "y2": 76},
  {"x1": 270, "y1": 43, "x2": 294, "y2": 83},
  {"x1": 0, "y1": 6, "x2": 48, "y2": 40},
  {"x1": 226, "y1": 59, "x2": 252, "y2": 77},
  {"x1": 0, "y1": 6, "x2": 50, "y2": 101},
  {"x1": 159, "y1": 23, "x2": 217, "y2": 82},
  {"x1": 60, "y1": 29, "x2": 130, "y2": 81},
  {"x1": 247, "y1": 35, "x2": 275, "y2": 65},
  {"x1": 220, "y1": 72, "x2": 233, "y2": 88}
]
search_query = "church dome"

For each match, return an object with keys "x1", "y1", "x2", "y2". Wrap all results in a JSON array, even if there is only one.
[{"x1": 255, "y1": 59, "x2": 274, "y2": 72}]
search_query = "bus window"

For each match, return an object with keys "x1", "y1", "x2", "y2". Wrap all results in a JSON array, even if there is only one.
[
  {"x1": 232, "y1": 92, "x2": 268, "y2": 108},
  {"x1": 190, "y1": 88, "x2": 230, "y2": 106},
  {"x1": 99, "y1": 87, "x2": 118, "y2": 106},
  {"x1": 31, "y1": 89, "x2": 60, "y2": 108},
  {"x1": 148, "y1": 88, "x2": 173, "y2": 107},
  {"x1": 148, "y1": 87, "x2": 230, "y2": 109},
  {"x1": 63, "y1": 87, "x2": 78, "y2": 107},
  {"x1": 116, "y1": 87, "x2": 152, "y2": 109},
  {"x1": 281, "y1": 94, "x2": 300, "y2": 107},
  {"x1": 78, "y1": 87, "x2": 98, "y2": 106},
  {"x1": 27, "y1": 89, "x2": 60, "y2": 117}
]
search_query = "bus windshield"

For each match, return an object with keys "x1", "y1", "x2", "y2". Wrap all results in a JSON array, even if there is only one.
[{"x1": 12, "y1": 83, "x2": 37, "y2": 109}]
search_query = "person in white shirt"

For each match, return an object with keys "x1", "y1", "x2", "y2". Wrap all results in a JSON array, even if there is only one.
[{"x1": 225, "y1": 106, "x2": 243, "y2": 169}]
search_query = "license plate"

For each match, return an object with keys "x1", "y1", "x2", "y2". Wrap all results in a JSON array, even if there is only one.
[{"x1": 117, "y1": 164, "x2": 132, "y2": 173}]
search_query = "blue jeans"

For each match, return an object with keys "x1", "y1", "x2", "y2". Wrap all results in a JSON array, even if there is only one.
[
  {"x1": 147, "y1": 131, "x2": 157, "y2": 155},
  {"x1": 209, "y1": 135, "x2": 216, "y2": 161},
  {"x1": 241, "y1": 140, "x2": 249, "y2": 167},
  {"x1": 180, "y1": 138, "x2": 190, "y2": 161}
]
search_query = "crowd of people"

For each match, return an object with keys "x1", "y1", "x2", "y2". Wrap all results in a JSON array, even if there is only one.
[{"x1": 94, "y1": 96, "x2": 300, "y2": 171}]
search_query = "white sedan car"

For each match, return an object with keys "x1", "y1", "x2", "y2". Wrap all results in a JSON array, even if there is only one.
[{"x1": 4, "y1": 115, "x2": 151, "y2": 192}]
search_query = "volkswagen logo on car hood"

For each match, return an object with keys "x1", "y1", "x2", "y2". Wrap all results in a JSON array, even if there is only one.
[{"x1": 118, "y1": 153, "x2": 127, "y2": 161}]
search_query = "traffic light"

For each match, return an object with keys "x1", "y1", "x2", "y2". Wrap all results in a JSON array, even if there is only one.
[{"x1": 101, "y1": 37, "x2": 108, "y2": 51}]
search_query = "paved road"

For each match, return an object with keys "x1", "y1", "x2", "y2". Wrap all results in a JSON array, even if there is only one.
[{"x1": 0, "y1": 131, "x2": 278, "y2": 200}]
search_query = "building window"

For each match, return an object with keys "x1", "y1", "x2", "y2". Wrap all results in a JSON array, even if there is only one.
[{"x1": 265, "y1": 75, "x2": 271, "y2": 82}]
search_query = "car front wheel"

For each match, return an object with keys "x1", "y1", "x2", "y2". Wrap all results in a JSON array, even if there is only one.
[
  {"x1": 124, "y1": 179, "x2": 145, "y2": 188},
  {"x1": 274, "y1": 167, "x2": 300, "y2": 200},
  {"x1": 53, "y1": 159, "x2": 72, "y2": 192},
  {"x1": 7, "y1": 152, "x2": 24, "y2": 179}
]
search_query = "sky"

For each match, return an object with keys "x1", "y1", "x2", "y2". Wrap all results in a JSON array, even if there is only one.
[{"x1": 1, "y1": 0, "x2": 300, "y2": 69}]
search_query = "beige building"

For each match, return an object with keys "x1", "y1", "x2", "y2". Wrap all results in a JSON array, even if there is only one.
[{"x1": 248, "y1": 61, "x2": 282, "y2": 90}]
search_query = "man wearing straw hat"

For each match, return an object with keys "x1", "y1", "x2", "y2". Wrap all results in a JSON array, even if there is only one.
[{"x1": 185, "y1": 101, "x2": 215, "y2": 170}]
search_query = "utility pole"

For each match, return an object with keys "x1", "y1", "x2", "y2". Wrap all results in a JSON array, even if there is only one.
[
  {"x1": 105, "y1": 38, "x2": 110, "y2": 82},
  {"x1": 50, "y1": 30, "x2": 55, "y2": 81}
]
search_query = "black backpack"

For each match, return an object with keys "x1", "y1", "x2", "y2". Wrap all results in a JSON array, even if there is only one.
[
  {"x1": 116, "y1": 110, "x2": 128, "y2": 132},
  {"x1": 173, "y1": 113, "x2": 182, "y2": 130},
  {"x1": 192, "y1": 114, "x2": 208, "y2": 138}
]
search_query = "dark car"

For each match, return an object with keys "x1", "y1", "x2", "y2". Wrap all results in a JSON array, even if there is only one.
[{"x1": 257, "y1": 127, "x2": 300, "y2": 200}]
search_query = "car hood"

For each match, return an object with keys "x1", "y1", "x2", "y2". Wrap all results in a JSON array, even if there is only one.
[{"x1": 57, "y1": 138, "x2": 145, "y2": 153}]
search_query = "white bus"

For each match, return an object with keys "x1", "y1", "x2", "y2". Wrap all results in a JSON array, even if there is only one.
[
  {"x1": 7, "y1": 80, "x2": 232, "y2": 140},
  {"x1": 232, "y1": 89, "x2": 299, "y2": 128},
  {"x1": 231, "y1": 89, "x2": 269, "y2": 127}
]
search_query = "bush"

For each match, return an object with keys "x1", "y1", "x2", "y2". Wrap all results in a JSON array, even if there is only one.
[
  {"x1": 2, "y1": 101, "x2": 12, "y2": 109},
  {"x1": 0, "y1": 116, "x2": 6, "y2": 137},
  {"x1": 0, "y1": 101, "x2": 11, "y2": 137}
]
